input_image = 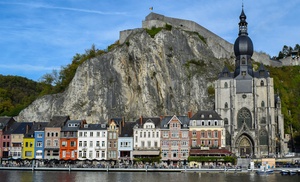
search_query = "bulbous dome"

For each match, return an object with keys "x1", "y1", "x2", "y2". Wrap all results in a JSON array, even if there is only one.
[{"x1": 234, "y1": 35, "x2": 253, "y2": 57}]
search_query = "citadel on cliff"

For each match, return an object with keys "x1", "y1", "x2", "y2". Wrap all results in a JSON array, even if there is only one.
[{"x1": 5, "y1": 7, "x2": 288, "y2": 161}]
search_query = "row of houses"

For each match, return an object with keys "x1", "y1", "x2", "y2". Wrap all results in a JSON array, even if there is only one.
[{"x1": 0, "y1": 110, "x2": 231, "y2": 164}]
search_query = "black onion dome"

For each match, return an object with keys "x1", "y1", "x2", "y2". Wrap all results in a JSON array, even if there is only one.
[
  {"x1": 234, "y1": 36, "x2": 253, "y2": 57},
  {"x1": 234, "y1": 8, "x2": 253, "y2": 57}
]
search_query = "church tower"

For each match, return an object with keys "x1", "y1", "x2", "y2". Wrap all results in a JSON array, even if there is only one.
[{"x1": 214, "y1": 7, "x2": 285, "y2": 158}]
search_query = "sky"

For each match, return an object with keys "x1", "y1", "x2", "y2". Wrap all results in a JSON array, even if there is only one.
[{"x1": 0, "y1": 0, "x2": 299, "y2": 81}]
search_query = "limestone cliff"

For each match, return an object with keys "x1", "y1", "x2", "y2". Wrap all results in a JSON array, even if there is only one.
[{"x1": 17, "y1": 13, "x2": 273, "y2": 123}]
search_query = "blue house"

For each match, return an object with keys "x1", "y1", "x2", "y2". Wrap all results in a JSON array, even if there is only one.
[{"x1": 34, "y1": 122, "x2": 48, "y2": 159}]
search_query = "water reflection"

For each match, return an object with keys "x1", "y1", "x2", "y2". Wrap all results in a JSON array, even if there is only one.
[{"x1": 0, "y1": 171, "x2": 299, "y2": 182}]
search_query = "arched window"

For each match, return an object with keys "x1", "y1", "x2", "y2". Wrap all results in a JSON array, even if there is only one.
[
  {"x1": 226, "y1": 130, "x2": 231, "y2": 145},
  {"x1": 224, "y1": 118, "x2": 228, "y2": 125},
  {"x1": 224, "y1": 82, "x2": 228, "y2": 88},
  {"x1": 237, "y1": 107, "x2": 252, "y2": 130},
  {"x1": 260, "y1": 80, "x2": 264, "y2": 86},
  {"x1": 261, "y1": 101, "x2": 265, "y2": 107},
  {"x1": 259, "y1": 130, "x2": 268, "y2": 145},
  {"x1": 225, "y1": 102, "x2": 228, "y2": 108},
  {"x1": 261, "y1": 117, "x2": 266, "y2": 124}
]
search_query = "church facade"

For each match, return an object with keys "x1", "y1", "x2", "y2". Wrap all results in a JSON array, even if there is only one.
[{"x1": 214, "y1": 8, "x2": 285, "y2": 158}]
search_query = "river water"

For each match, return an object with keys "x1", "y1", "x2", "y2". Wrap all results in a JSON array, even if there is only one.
[{"x1": 0, "y1": 171, "x2": 299, "y2": 182}]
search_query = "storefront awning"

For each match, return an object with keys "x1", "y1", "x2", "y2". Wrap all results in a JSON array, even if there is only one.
[{"x1": 132, "y1": 151, "x2": 160, "y2": 156}]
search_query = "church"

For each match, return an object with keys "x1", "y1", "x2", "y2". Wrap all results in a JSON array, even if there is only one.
[{"x1": 214, "y1": 8, "x2": 285, "y2": 158}]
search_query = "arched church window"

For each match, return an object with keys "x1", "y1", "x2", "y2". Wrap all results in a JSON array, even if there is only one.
[
  {"x1": 224, "y1": 118, "x2": 228, "y2": 125},
  {"x1": 237, "y1": 108, "x2": 252, "y2": 130},
  {"x1": 224, "y1": 82, "x2": 228, "y2": 88},
  {"x1": 226, "y1": 130, "x2": 231, "y2": 145},
  {"x1": 261, "y1": 101, "x2": 265, "y2": 107},
  {"x1": 225, "y1": 102, "x2": 228, "y2": 108},
  {"x1": 260, "y1": 80, "x2": 264, "y2": 86},
  {"x1": 259, "y1": 130, "x2": 268, "y2": 145}
]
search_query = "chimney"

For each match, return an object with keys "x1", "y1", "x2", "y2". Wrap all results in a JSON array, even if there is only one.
[
  {"x1": 188, "y1": 111, "x2": 193, "y2": 118},
  {"x1": 26, "y1": 125, "x2": 30, "y2": 134},
  {"x1": 140, "y1": 116, "x2": 143, "y2": 126},
  {"x1": 122, "y1": 118, "x2": 125, "y2": 127}
]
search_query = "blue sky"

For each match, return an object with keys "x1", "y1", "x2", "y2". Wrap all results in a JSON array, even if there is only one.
[{"x1": 0, "y1": 0, "x2": 299, "y2": 81}]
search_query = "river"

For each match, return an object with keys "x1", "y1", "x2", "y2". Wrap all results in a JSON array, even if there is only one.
[{"x1": 0, "y1": 171, "x2": 299, "y2": 182}]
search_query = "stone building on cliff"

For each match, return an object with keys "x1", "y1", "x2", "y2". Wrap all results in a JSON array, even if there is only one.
[{"x1": 214, "y1": 8, "x2": 285, "y2": 158}]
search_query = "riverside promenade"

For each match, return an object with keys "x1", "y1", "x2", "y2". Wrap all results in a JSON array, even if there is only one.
[{"x1": 1, "y1": 166, "x2": 300, "y2": 173}]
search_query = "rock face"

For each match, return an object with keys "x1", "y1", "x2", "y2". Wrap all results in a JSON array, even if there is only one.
[{"x1": 17, "y1": 13, "x2": 273, "y2": 123}]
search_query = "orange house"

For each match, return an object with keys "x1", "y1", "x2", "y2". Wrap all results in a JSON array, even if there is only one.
[{"x1": 60, "y1": 120, "x2": 86, "y2": 160}]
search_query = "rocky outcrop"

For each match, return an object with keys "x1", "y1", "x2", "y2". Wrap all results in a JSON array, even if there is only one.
[{"x1": 17, "y1": 13, "x2": 274, "y2": 123}]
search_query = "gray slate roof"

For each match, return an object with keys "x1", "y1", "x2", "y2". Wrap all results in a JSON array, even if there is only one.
[
  {"x1": 190, "y1": 110, "x2": 222, "y2": 120},
  {"x1": 160, "y1": 115, "x2": 189, "y2": 129}
]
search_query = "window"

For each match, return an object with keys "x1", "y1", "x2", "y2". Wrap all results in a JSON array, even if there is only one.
[
  {"x1": 214, "y1": 140, "x2": 218, "y2": 147},
  {"x1": 148, "y1": 132, "x2": 150, "y2": 138},
  {"x1": 260, "y1": 80, "x2": 264, "y2": 86},
  {"x1": 36, "y1": 141, "x2": 42, "y2": 147},
  {"x1": 62, "y1": 141, "x2": 67, "y2": 147},
  {"x1": 46, "y1": 140, "x2": 51, "y2": 146},
  {"x1": 261, "y1": 101, "x2": 265, "y2": 107},
  {"x1": 113, "y1": 132, "x2": 117, "y2": 139},
  {"x1": 25, "y1": 151, "x2": 32, "y2": 157},
  {"x1": 214, "y1": 131, "x2": 218, "y2": 138},
  {"x1": 101, "y1": 151, "x2": 105, "y2": 158},
  {"x1": 97, "y1": 132, "x2": 100, "y2": 137},
  {"x1": 224, "y1": 118, "x2": 228, "y2": 125},
  {"x1": 89, "y1": 151, "x2": 93, "y2": 158},
  {"x1": 172, "y1": 131, "x2": 179, "y2": 138},
  {"x1": 182, "y1": 131, "x2": 188, "y2": 138},
  {"x1": 54, "y1": 139, "x2": 59, "y2": 147},
  {"x1": 102, "y1": 132, "x2": 106, "y2": 137},
  {"x1": 25, "y1": 142, "x2": 28, "y2": 147},
  {"x1": 71, "y1": 141, "x2": 76, "y2": 147},
  {"x1": 154, "y1": 141, "x2": 158, "y2": 147},
  {"x1": 102, "y1": 141, "x2": 105, "y2": 147},
  {"x1": 214, "y1": 121, "x2": 218, "y2": 126},
  {"x1": 192, "y1": 140, "x2": 196, "y2": 147},
  {"x1": 96, "y1": 151, "x2": 100, "y2": 158},
  {"x1": 147, "y1": 141, "x2": 151, "y2": 148},
  {"x1": 201, "y1": 131, "x2": 205, "y2": 138},
  {"x1": 96, "y1": 141, "x2": 100, "y2": 147},
  {"x1": 90, "y1": 132, "x2": 93, "y2": 137},
  {"x1": 37, "y1": 134, "x2": 43, "y2": 138},
  {"x1": 109, "y1": 133, "x2": 112, "y2": 139},
  {"x1": 192, "y1": 130, "x2": 196, "y2": 137},
  {"x1": 83, "y1": 141, "x2": 87, "y2": 147},
  {"x1": 207, "y1": 131, "x2": 211, "y2": 138},
  {"x1": 79, "y1": 132, "x2": 82, "y2": 137},
  {"x1": 224, "y1": 82, "x2": 228, "y2": 88},
  {"x1": 89, "y1": 141, "x2": 93, "y2": 147},
  {"x1": 163, "y1": 131, "x2": 169, "y2": 138},
  {"x1": 79, "y1": 141, "x2": 82, "y2": 147},
  {"x1": 84, "y1": 132, "x2": 87, "y2": 137}
]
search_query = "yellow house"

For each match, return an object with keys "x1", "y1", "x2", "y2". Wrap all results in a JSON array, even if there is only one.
[{"x1": 22, "y1": 137, "x2": 35, "y2": 159}]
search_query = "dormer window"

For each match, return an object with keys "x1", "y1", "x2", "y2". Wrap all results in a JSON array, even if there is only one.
[
  {"x1": 209, "y1": 114, "x2": 212, "y2": 118},
  {"x1": 201, "y1": 114, "x2": 204, "y2": 118}
]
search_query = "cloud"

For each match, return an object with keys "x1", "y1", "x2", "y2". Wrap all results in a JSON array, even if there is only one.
[
  {"x1": 0, "y1": 64, "x2": 60, "y2": 72},
  {"x1": 0, "y1": 1, "x2": 127, "y2": 15}
]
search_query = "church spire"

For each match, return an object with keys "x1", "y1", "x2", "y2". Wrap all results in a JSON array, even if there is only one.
[{"x1": 238, "y1": 6, "x2": 248, "y2": 36}]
